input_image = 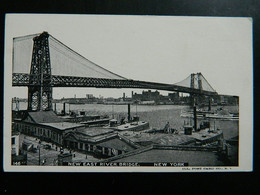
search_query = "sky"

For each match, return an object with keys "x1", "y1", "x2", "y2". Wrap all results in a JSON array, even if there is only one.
[{"x1": 5, "y1": 14, "x2": 253, "y2": 99}]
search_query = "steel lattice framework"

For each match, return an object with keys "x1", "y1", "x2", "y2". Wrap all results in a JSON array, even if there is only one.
[
  {"x1": 27, "y1": 32, "x2": 52, "y2": 111},
  {"x1": 12, "y1": 32, "x2": 218, "y2": 111},
  {"x1": 12, "y1": 73, "x2": 218, "y2": 96}
]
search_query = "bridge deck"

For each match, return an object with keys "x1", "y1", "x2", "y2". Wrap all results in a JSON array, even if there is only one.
[{"x1": 12, "y1": 73, "x2": 218, "y2": 96}]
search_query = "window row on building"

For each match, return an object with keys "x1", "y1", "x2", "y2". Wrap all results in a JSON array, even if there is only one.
[
  {"x1": 13, "y1": 121, "x2": 63, "y2": 145},
  {"x1": 64, "y1": 139, "x2": 126, "y2": 157}
]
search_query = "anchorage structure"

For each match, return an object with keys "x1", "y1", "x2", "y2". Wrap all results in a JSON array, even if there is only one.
[{"x1": 12, "y1": 32, "x2": 218, "y2": 111}]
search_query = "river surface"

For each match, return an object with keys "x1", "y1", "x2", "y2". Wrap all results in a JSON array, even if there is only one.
[{"x1": 14, "y1": 102, "x2": 239, "y2": 140}]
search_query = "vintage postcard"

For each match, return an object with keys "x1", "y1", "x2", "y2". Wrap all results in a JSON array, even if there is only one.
[{"x1": 3, "y1": 14, "x2": 253, "y2": 172}]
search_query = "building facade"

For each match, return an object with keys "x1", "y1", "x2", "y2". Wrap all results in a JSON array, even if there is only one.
[
  {"x1": 63, "y1": 127, "x2": 138, "y2": 157},
  {"x1": 12, "y1": 111, "x2": 85, "y2": 145}
]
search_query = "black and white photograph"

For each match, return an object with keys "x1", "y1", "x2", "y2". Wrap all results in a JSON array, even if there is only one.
[{"x1": 4, "y1": 14, "x2": 253, "y2": 172}]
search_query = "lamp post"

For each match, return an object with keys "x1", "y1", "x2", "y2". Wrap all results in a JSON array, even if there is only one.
[{"x1": 38, "y1": 140, "x2": 41, "y2": 165}]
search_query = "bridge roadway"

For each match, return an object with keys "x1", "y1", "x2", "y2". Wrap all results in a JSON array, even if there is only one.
[{"x1": 12, "y1": 73, "x2": 218, "y2": 96}]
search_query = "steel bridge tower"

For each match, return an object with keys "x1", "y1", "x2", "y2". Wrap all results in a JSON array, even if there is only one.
[
  {"x1": 190, "y1": 72, "x2": 204, "y2": 106},
  {"x1": 27, "y1": 32, "x2": 52, "y2": 111},
  {"x1": 190, "y1": 73, "x2": 203, "y2": 131}
]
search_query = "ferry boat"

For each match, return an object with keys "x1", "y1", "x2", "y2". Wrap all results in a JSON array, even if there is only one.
[
  {"x1": 181, "y1": 108, "x2": 239, "y2": 120},
  {"x1": 107, "y1": 116, "x2": 150, "y2": 132},
  {"x1": 180, "y1": 108, "x2": 213, "y2": 118}
]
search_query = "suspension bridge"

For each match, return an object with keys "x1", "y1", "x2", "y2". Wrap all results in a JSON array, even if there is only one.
[{"x1": 12, "y1": 32, "x2": 217, "y2": 111}]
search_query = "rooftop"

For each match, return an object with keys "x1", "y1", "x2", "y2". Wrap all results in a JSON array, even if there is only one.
[
  {"x1": 27, "y1": 111, "x2": 65, "y2": 123},
  {"x1": 106, "y1": 146, "x2": 224, "y2": 166},
  {"x1": 76, "y1": 127, "x2": 114, "y2": 137},
  {"x1": 39, "y1": 122, "x2": 85, "y2": 130},
  {"x1": 180, "y1": 128, "x2": 223, "y2": 142},
  {"x1": 119, "y1": 131, "x2": 195, "y2": 145},
  {"x1": 97, "y1": 138, "x2": 135, "y2": 151},
  {"x1": 113, "y1": 121, "x2": 149, "y2": 131}
]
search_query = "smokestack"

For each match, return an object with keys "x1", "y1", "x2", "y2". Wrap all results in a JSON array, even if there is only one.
[
  {"x1": 123, "y1": 93, "x2": 125, "y2": 101},
  {"x1": 54, "y1": 103, "x2": 57, "y2": 113},
  {"x1": 193, "y1": 106, "x2": 197, "y2": 131},
  {"x1": 15, "y1": 100, "x2": 20, "y2": 111},
  {"x1": 131, "y1": 91, "x2": 134, "y2": 98},
  {"x1": 63, "y1": 102, "x2": 66, "y2": 115},
  {"x1": 128, "y1": 103, "x2": 131, "y2": 121}
]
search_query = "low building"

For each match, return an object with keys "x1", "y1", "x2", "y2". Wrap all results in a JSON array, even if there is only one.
[
  {"x1": 13, "y1": 111, "x2": 85, "y2": 145},
  {"x1": 132, "y1": 90, "x2": 160, "y2": 102},
  {"x1": 11, "y1": 130, "x2": 27, "y2": 165},
  {"x1": 63, "y1": 127, "x2": 138, "y2": 157}
]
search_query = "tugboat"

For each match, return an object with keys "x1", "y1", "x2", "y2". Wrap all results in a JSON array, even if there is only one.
[
  {"x1": 108, "y1": 104, "x2": 150, "y2": 132},
  {"x1": 180, "y1": 104, "x2": 224, "y2": 146}
]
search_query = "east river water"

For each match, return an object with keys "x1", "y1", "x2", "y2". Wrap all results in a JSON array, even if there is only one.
[{"x1": 14, "y1": 102, "x2": 239, "y2": 140}]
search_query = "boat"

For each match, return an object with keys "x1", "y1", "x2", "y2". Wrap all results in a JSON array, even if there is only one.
[
  {"x1": 107, "y1": 117, "x2": 150, "y2": 132},
  {"x1": 180, "y1": 108, "x2": 213, "y2": 119},
  {"x1": 205, "y1": 109, "x2": 239, "y2": 120},
  {"x1": 181, "y1": 107, "x2": 239, "y2": 120}
]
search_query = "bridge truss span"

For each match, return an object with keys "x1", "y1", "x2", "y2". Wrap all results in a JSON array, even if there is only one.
[{"x1": 13, "y1": 73, "x2": 218, "y2": 96}]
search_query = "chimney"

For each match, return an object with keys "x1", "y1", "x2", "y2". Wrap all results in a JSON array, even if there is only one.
[
  {"x1": 54, "y1": 103, "x2": 57, "y2": 113},
  {"x1": 128, "y1": 104, "x2": 131, "y2": 122},
  {"x1": 208, "y1": 98, "x2": 211, "y2": 111},
  {"x1": 123, "y1": 93, "x2": 125, "y2": 101}
]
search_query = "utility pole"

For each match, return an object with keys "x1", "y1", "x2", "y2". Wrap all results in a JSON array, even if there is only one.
[
  {"x1": 128, "y1": 103, "x2": 131, "y2": 122},
  {"x1": 38, "y1": 146, "x2": 41, "y2": 165},
  {"x1": 208, "y1": 97, "x2": 211, "y2": 111},
  {"x1": 193, "y1": 103, "x2": 197, "y2": 131},
  {"x1": 38, "y1": 141, "x2": 41, "y2": 165},
  {"x1": 112, "y1": 104, "x2": 114, "y2": 119},
  {"x1": 192, "y1": 94, "x2": 197, "y2": 131}
]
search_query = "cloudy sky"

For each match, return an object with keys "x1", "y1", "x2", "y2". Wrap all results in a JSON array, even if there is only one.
[{"x1": 5, "y1": 14, "x2": 252, "y2": 99}]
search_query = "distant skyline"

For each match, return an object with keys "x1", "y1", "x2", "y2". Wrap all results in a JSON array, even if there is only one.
[
  {"x1": 12, "y1": 89, "x2": 191, "y2": 100},
  {"x1": 5, "y1": 14, "x2": 252, "y2": 99}
]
